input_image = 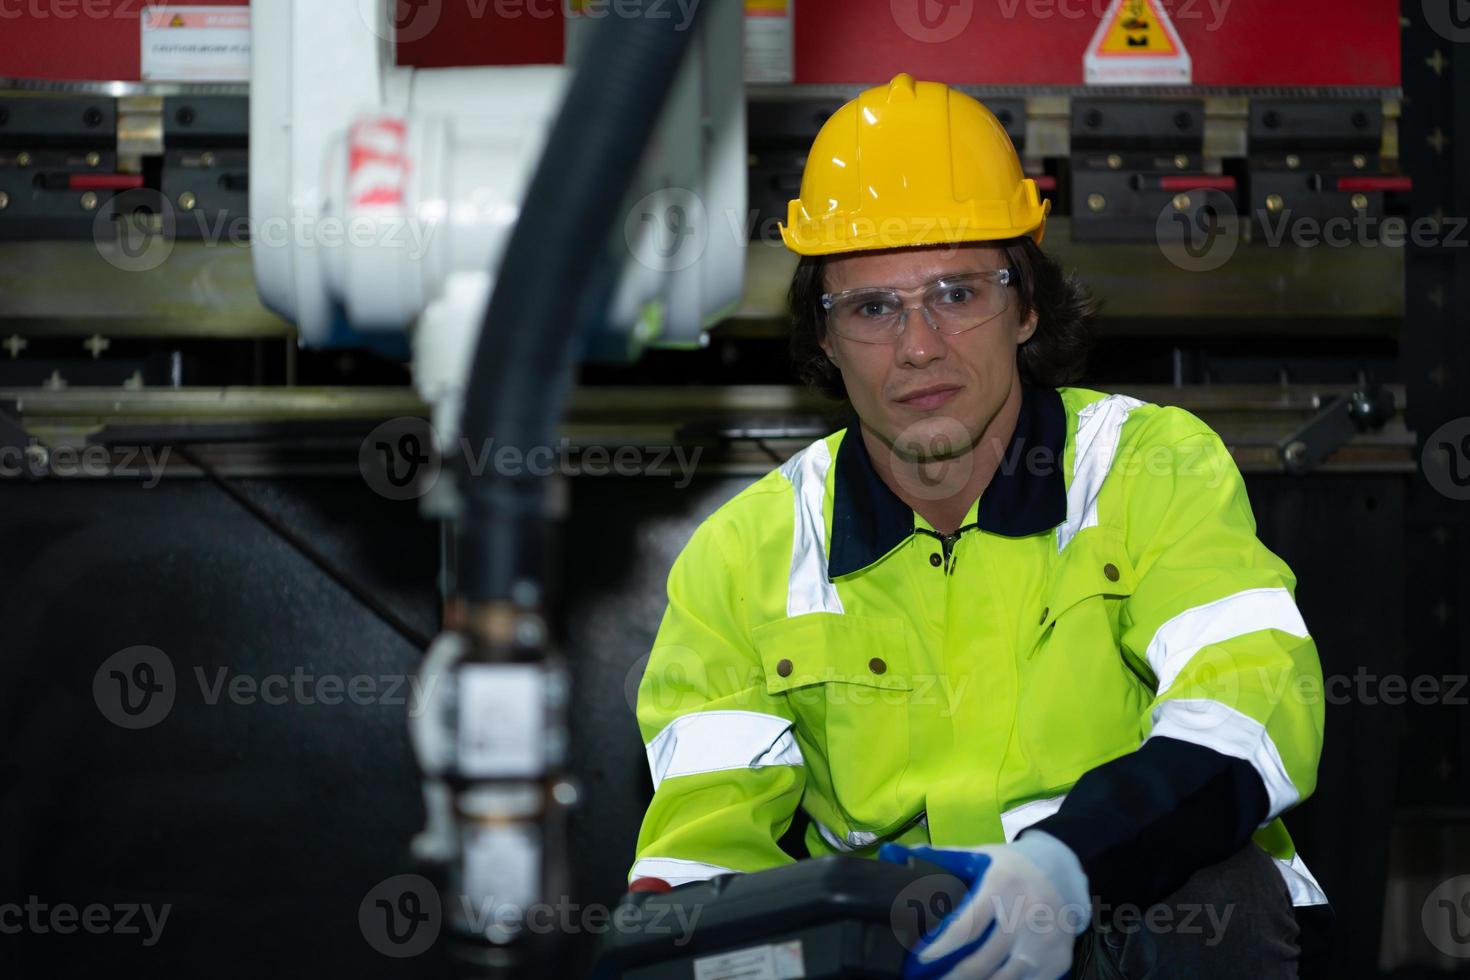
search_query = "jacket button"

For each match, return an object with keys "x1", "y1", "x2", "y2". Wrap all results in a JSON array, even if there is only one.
[
  {"x1": 868, "y1": 657, "x2": 886, "y2": 675},
  {"x1": 1039, "y1": 607, "x2": 1049, "y2": 625},
  {"x1": 929, "y1": 553, "x2": 943, "y2": 567},
  {"x1": 1103, "y1": 563, "x2": 1120, "y2": 582},
  {"x1": 776, "y1": 659, "x2": 793, "y2": 677}
]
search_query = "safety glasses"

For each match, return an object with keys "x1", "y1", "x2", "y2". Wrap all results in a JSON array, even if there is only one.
[{"x1": 820, "y1": 269, "x2": 1013, "y2": 344}]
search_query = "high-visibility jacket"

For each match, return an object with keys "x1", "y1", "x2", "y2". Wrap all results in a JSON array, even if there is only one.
[{"x1": 630, "y1": 384, "x2": 1328, "y2": 913}]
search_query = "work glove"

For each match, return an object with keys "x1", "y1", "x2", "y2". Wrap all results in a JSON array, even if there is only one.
[{"x1": 879, "y1": 831, "x2": 1091, "y2": 980}]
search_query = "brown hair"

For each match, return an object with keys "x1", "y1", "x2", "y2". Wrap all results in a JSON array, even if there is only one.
[{"x1": 786, "y1": 237, "x2": 1097, "y2": 400}]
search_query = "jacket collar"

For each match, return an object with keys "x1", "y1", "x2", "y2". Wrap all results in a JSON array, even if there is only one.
[{"x1": 828, "y1": 383, "x2": 1068, "y2": 579}]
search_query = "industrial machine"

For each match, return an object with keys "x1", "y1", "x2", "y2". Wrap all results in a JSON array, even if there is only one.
[
  {"x1": 1, "y1": 2, "x2": 1466, "y2": 978},
  {"x1": 591, "y1": 854, "x2": 969, "y2": 980}
]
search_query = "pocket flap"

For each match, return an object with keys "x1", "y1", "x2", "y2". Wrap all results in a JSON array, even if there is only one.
[
  {"x1": 1040, "y1": 528, "x2": 1137, "y2": 632},
  {"x1": 751, "y1": 613, "x2": 916, "y2": 695}
]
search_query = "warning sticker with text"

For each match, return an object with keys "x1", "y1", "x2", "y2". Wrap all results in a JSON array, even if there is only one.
[
  {"x1": 141, "y1": 5, "x2": 251, "y2": 83},
  {"x1": 1084, "y1": 0, "x2": 1191, "y2": 86}
]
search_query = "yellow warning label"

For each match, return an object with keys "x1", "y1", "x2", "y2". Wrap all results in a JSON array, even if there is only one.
[
  {"x1": 745, "y1": 0, "x2": 788, "y2": 13},
  {"x1": 168, "y1": 13, "x2": 186, "y2": 27},
  {"x1": 1096, "y1": 0, "x2": 1176, "y2": 56}
]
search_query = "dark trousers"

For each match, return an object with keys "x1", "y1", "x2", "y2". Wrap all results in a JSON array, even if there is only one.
[{"x1": 1072, "y1": 843, "x2": 1324, "y2": 979}]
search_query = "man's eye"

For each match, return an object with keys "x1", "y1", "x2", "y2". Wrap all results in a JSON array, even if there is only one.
[
  {"x1": 854, "y1": 298, "x2": 897, "y2": 318},
  {"x1": 936, "y1": 286, "x2": 976, "y2": 305}
]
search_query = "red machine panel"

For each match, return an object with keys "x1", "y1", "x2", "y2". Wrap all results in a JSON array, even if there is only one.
[
  {"x1": 795, "y1": 0, "x2": 1400, "y2": 88},
  {"x1": 0, "y1": 0, "x2": 563, "y2": 82},
  {"x1": 0, "y1": 0, "x2": 1397, "y2": 89}
]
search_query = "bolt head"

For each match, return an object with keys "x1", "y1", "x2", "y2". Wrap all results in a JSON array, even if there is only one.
[
  {"x1": 0, "y1": 191, "x2": 9, "y2": 210},
  {"x1": 179, "y1": 191, "x2": 198, "y2": 211},
  {"x1": 1352, "y1": 153, "x2": 1367, "y2": 170},
  {"x1": 1265, "y1": 193, "x2": 1285, "y2": 212},
  {"x1": 1171, "y1": 193, "x2": 1192, "y2": 211},
  {"x1": 85, "y1": 151, "x2": 101, "y2": 168},
  {"x1": 1086, "y1": 193, "x2": 1106, "y2": 213},
  {"x1": 199, "y1": 151, "x2": 215, "y2": 168},
  {"x1": 1285, "y1": 153, "x2": 1300, "y2": 170},
  {"x1": 1350, "y1": 192, "x2": 1369, "y2": 210},
  {"x1": 80, "y1": 191, "x2": 99, "y2": 211},
  {"x1": 1106, "y1": 153, "x2": 1123, "y2": 170},
  {"x1": 16, "y1": 151, "x2": 31, "y2": 168},
  {"x1": 1173, "y1": 154, "x2": 1189, "y2": 170}
]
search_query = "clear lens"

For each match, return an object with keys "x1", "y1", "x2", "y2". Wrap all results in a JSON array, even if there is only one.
[
  {"x1": 829, "y1": 290, "x2": 902, "y2": 327},
  {"x1": 824, "y1": 272, "x2": 1010, "y2": 343}
]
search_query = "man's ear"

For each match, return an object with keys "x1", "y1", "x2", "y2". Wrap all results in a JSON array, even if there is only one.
[
  {"x1": 820, "y1": 335, "x2": 837, "y2": 364},
  {"x1": 1017, "y1": 309, "x2": 1039, "y2": 346}
]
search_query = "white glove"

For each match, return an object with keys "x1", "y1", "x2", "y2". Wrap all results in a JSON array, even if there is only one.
[{"x1": 880, "y1": 831, "x2": 1092, "y2": 980}]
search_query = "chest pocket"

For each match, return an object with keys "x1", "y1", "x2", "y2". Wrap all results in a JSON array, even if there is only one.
[
  {"x1": 1023, "y1": 528, "x2": 1152, "y2": 785},
  {"x1": 1036, "y1": 527, "x2": 1138, "y2": 650},
  {"x1": 751, "y1": 613, "x2": 914, "y2": 822}
]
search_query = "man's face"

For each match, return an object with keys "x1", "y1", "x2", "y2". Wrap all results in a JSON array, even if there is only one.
[{"x1": 819, "y1": 243, "x2": 1037, "y2": 458}]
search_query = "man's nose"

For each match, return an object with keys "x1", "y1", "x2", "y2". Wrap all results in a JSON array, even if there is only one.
[{"x1": 894, "y1": 306, "x2": 946, "y2": 366}]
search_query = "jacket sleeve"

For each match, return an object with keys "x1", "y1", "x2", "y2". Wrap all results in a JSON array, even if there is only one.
[
  {"x1": 1030, "y1": 411, "x2": 1325, "y2": 908},
  {"x1": 628, "y1": 518, "x2": 806, "y2": 887}
]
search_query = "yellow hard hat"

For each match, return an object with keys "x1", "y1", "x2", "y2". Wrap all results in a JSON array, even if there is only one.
[{"x1": 780, "y1": 73, "x2": 1049, "y2": 256}]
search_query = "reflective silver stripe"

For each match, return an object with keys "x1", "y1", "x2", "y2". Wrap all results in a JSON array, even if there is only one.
[
  {"x1": 779, "y1": 438, "x2": 845, "y2": 616},
  {"x1": 1058, "y1": 393, "x2": 1147, "y2": 553},
  {"x1": 1146, "y1": 699, "x2": 1300, "y2": 821},
  {"x1": 812, "y1": 810, "x2": 928, "y2": 852},
  {"x1": 630, "y1": 856, "x2": 738, "y2": 887},
  {"x1": 1147, "y1": 587, "x2": 1311, "y2": 694},
  {"x1": 1274, "y1": 853, "x2": 1329, "y2": 906},
  {"x1": 812, "y1": 817, "x2": 884, "y2": 852},
  {"x1": 645, "y1": 710, "x2": 803, "y2": 792},
  {"x1": 999, "y1": 795, "x2": 1067, "y2": 842}
]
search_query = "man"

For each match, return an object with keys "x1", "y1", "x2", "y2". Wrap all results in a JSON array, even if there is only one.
[{"x1": 628, "y1": 74, "x2": 1329, "y2": 978}]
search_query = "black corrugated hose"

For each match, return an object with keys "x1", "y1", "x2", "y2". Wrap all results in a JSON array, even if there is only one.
[{"x1": 455, "y1": 0, "x2": 711, "y2": 606}]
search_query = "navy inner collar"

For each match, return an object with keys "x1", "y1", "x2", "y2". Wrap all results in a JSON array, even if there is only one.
[{"x1": 827, "y1": 383, "x2": 1068, "y2": 579}]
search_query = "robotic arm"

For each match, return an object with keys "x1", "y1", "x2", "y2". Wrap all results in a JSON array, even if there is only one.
[{"x1": 249, "y1": 2, "x2": 744, "y2": 975}]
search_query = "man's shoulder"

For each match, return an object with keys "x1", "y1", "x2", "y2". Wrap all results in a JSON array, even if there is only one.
[
  {"x1": 1057, "y1": 385, "x2": 1221, "y2": 450},
  {"x1": 692, "y1": 429, "x2": 845, "y2": 550}
]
